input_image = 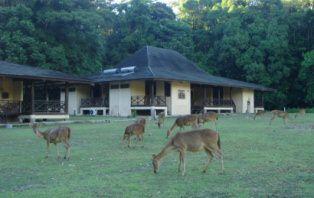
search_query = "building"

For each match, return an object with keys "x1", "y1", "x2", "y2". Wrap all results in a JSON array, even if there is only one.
[
  {"x1": 0, "y1": 61, "x2": 91, "y2": 122},
  {"x1": 0, "y1": 46, "x2": 273, "y2": 122},
  {"x1": 81, "y1": 46, "x2": 273, "y2": 117}
]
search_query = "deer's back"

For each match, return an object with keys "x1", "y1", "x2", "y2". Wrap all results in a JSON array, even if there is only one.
[
  {"x1": 48, "y1": 127, "x2": 70, "y2": 143},
  {"x1": 125, "y1": 123, "x2": 145, "y2": 135},
  {"x1": 172, "y1": 129, "x2": 219, "y2": 151},
  {"x1": 272, "y1": 110, "x2": 287, "y2": 117},
  {"x1": 199, "y1": 113, "x2": 217, "y2": 122},
  {"x1": 176, "y1": 115, "x2": 198, "y2": 127}
]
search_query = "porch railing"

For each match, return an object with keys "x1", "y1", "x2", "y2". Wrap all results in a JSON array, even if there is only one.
[
  {"x1": 203, "y1": 99, "x2": 235, "y2": 107},
  {"x1": 254, "y1": 98, "x2": 264, "y2": 107},
  {"x1": 22, "y1": 100, "x2": 66, "y2": 114},
  {"x1": 131, "y1": 96, "x2": 166, "y2": 107},
  {"x1": 80, "y1": 97, "x2": 109, "y2": 108},
  {"x1": 0, "y1": 100, "x2": 22, "y2": 116}
]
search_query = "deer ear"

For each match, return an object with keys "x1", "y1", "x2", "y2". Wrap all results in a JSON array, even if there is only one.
[{"x1": 152, "y1": 154, "x2": 156, "y2": 158}]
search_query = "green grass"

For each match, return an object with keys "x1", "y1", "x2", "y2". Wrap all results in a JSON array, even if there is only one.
[{"x1": 0, "y1": 114, "x2": 313, "y2": 197}]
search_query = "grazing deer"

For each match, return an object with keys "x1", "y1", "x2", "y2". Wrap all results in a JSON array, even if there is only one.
[
  {"x1": 198, "y1": 112, "x2": 218, "y2": 128},
  {"x1": 269, "y1": 110, "x2": 289, "y2": 125},
  {"x1": 123, "y1": 123, "x2": 145, "y2": 147},
  {"x1": 152, "y1": 129, "x2": 224, "y2": 176},
  {"x1": 253, "y1": 110, "x2": 265, "y2": 120},
  {"x1": 295, "y1": 108, "x2": 306, "y2": 118},
  {"x1": 157, "y1": 112, "x2": 165, "y2": 129},
  {"x1": 31, "y1": 123, "x2": 71, "y2": 160},
  {"x1": 166, "y1": 114, "x2": 199, "y2": 138}
]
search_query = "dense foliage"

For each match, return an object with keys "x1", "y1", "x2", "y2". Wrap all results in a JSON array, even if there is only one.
[{"x1": 0, "y1": 0, "x2": 313, "y2": 108}]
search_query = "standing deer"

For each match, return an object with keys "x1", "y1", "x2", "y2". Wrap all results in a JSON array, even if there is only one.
[
  {"x1": 157, "y1": 112, "x2": 165, "y2": 129},
  {"x1": 253, "y1": 110, "x2": 265, "y2": 120},
  {"x1": 295, "y1": 108, "x2": 306, "y2": 118},
  {"x1": 152, "y1": 128, "x2": 224, "y2": 176},
  {"x1": 269, "y1": 110, "x2": 289, "y2": 125},
  {"x1": 31, "y1": 123, "x2": 71, "y2": 160},
  {"x1": 198, "y1": 112, "x2": 218, "y2": 128},
  {"x1": 166, "y1": 114, "x2": 199, "y2": 138},
  {"x1": 123, "y1": 123, "x2": 145, "y2": 147}
]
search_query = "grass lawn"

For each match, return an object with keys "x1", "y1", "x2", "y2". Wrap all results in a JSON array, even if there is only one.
[{"x1": 0, "y1": 114, "x2": 313, "y2": 197}]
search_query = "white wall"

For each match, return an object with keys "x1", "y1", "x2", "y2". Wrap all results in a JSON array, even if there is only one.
[
  {"x1": 231, "y1": 88, "x2": 255, "y2": 113},
  {"x1": 61, "y1": 85, "x2": 91, "y2": 115},
  {"x1": 171, "y1": 81, "x2": 191, "y2": 115},
  {"x1": 242, "y1": 89, "x2": 254, "y2": 113}
]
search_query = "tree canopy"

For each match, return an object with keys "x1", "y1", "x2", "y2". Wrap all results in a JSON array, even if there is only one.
[{"x1": 0, "y1": 0, "x2": 313, "y2": 108}]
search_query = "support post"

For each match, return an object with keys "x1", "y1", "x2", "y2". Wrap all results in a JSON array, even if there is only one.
[
  {"x1": 65, "y1": 83, "x2": 69, "y2": 114},
  {"x1": 44, "y1": 81, "x2": 48, "y2": 113},
  {"x1": 150, "y1": 81, "x2": 155, "y2": 117},
  {"x1": 30, "y1": 81, "x2": 34, "y2": 114}
]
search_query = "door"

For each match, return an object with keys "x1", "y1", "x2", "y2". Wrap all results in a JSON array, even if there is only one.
[
  {"x1": 118, "y1": 83, "x2": 131, "y2": 116},
  {"x1": 109, "y1": 84, "x2": 119, "y2": 116},
  {"x1": 109, "y1": 83, "x2": 131, "y2": 116},
  {"x1": 68, "y1": 90, "x2": 77, "y2": 115},
  {"x1": 213, "y1": 87, "x2": 223, "y2": 105}
]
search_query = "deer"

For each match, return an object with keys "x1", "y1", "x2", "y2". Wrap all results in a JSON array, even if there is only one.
[
  {"x1": 295, "y1": 108, "x2": 306, "y2": 118},
  {"x1": 269, "y1": 110, "x2": 289, "y2": 125},
  {"x1": 152, "y1": 128, "x2": 224, "y2": 176},
  {"x1": 31, "y1": 123, "x2": 71, "y2": 160},
  {"x1": 198, "y1": 112, "x2": 218, "y2": 129},
  {"x1": 253, "y1": 110, "x2": 266, "y2": 120},
  {"x1": 123, "y1": 123, "x2": 145, "y2": 148},
  {"x1": 157, "y1": 112, "x2": 165, "y2": 129},
  {"x1": 166, "y1": 114, "x2": 199, "y2": 138}
]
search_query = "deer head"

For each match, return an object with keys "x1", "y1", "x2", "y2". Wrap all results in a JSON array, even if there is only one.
[
  {"x1": 30, "y1": 123, "x2": 43, "y2": 138},
  {"x1": 152, "y1": 154, "x2": 160, "y2": 173}
]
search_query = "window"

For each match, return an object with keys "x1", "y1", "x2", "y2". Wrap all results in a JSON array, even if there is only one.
[
  {"x1": 164, "y1": 82, "x2": 171, "y2": 97},
  {"x1": 2, "y1": 92, "x2": 9, "y2": 99},
  {"x1": 120, "y1": 83, "x2": 130, "y2": 89},
  {"x1": 110, "y1": 84, "x2": 119, "y2": 89},
  {"x1": 178, "y1": 90, "x2": 185, "y2": 99},
  {"x1": 69, "y1": 87, "x2": 76, "y2": 92}
]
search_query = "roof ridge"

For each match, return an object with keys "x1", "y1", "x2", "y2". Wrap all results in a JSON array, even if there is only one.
[{"x1": 146, "y1": 46, "x2": 155, "y2": 77}]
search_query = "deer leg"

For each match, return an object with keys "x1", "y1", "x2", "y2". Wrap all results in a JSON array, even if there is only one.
[
  {"x1": 64, "y1": 141, "x2": 71, "y2": 160},
  {"x1": 269, "y1": 115, "x2": 276, "y2": 125},
  {"x1": 128, "y1": 137, "x2": 131, "y2": 148},
  {"x1": 181, "y1": 152, "x2": 186, "y2": 176},
  {"x1": 203, "y1": 150, "x2": 213, "y2": 173},
  {"x1": 178, "y1": 151, "x2": 183, "y2": 173},
  {"x1": 215, "y1": 149, "x2": 224, "y2": 173},
  {"x1": 45, "y1": 141, "x2": 50, "y2": 158},
  {"x1": 56, "y1": 144, "x2": 61, "y2": 160}
]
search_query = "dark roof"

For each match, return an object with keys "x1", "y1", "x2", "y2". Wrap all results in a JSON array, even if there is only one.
[
  {"x1": 89, "y1": 46, "x2": 274, "y2": 91},
  {"x1": 0, "y1": 61, "x2": 91, "y2": 84}
]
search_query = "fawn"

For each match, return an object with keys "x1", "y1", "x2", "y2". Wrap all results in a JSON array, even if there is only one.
[{"x1": 123, "y1": 122, "x2": 145, "y2": 147}]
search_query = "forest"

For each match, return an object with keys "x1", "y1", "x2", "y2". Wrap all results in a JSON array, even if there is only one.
[{"x1": 0, "y1": 0, "x2": 313, "y2": 109}]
